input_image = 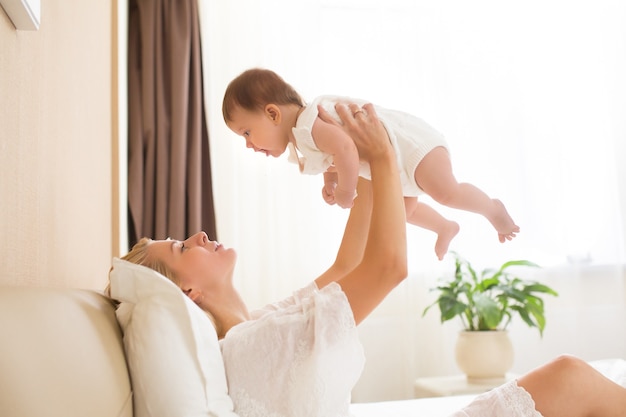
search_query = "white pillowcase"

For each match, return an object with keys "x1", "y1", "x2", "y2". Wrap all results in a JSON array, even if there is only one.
[{"x1": 109, "y1": 257, "x2": 239, "y2": 417}]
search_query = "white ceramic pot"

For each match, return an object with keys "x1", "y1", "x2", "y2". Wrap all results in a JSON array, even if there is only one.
[{"x1": 455, "y1": 330, "x2": 514, "y2": 382}]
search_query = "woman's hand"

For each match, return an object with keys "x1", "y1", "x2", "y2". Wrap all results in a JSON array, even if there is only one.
[
  {"x1": 318, "y1": 103, "x2": 392, "y2": 163},
  {"x1": 316, "y1": 101, "x2": 407, "y2": 326}
]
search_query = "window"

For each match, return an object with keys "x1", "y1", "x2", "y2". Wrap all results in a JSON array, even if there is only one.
[{"x1": 201, "y1": 1, "x2": 626, "y2": 308}]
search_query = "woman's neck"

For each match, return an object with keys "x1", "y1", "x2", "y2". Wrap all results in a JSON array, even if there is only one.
[{"x1": 203, "y1": 288, "x2": 250, "y2": 339}]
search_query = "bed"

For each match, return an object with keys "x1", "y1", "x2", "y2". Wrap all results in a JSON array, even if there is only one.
[
  {"x1": 3, "y1": 262, "x2": 625, "y2": 417},
  {"x1": 350, "y1": 394, "x2": 476, "y2": 416},
  {"x1": 350, "y1": 358, "x2": 626, "y2": 416},
  {"x1": 107, "y1": 260, "x2": 626, "y2": 417}
]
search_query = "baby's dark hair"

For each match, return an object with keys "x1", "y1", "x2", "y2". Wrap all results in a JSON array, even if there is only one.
[{"x1": 222, "y1": 68, "x2": 305, "y2": 123}]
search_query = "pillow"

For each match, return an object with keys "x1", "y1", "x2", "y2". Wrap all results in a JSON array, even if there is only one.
[{"x1": 109, "y1": 257, "x2": 239, "y2": 417}]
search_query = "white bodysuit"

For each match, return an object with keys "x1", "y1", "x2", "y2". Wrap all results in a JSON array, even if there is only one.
[
  {"x1": 289, "y1": 95, "x2": 449, "y2": 197},
  {"x1": 220, "y1": 282, "x2": 544, "y2": 417}
]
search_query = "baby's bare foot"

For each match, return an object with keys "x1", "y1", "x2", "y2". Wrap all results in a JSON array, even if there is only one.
[
  {"x1": 435, "y1": 221, "x2": 460, "y2": 260},
  {"x1": 488, "y1": 199, "x2": 520, "y2": 243}
]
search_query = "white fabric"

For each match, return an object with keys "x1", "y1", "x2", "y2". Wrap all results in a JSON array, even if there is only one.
[
  {"x1": 352, "y1": 381, "x2": 542, "y2": 417},
  {"x1": 220, "y1": 282, "x2": 365, "y2": 417},
  {"x1": 449, "y1": 380, "x2": 542, "y2": 417},
  {"x1": 290, "y1": 95, "x2": 449, "y2": 197},
  {"x1": 350, "y1": 395, "x2": 476, "y2": 417},
  {"x1": 352, "y1": 358, "x2": 626, "y2": 417},
  {"x1": 590, "y1": 358, "x2": 626, "y2": 388},
  {"x1": 109, "y1": 258, "x2": 239, "y2": 417}
]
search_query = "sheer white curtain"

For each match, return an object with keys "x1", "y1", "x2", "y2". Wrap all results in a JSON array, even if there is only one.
[{"x1": 200, "y1": 0, "x2": 626, "y2": 401}]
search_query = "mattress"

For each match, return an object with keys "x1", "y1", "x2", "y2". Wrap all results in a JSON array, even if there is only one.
[
  {"x1": 350, "y1": 394, "x2": 475, "y2": 417},
  {"x1": 349, "y1": 358, "x2": 626, "y2": 416}
]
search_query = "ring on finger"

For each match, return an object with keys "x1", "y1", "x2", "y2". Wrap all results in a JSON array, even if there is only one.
[{"x1": 353, "y1": 109, "x2": 364, "y2": 116}]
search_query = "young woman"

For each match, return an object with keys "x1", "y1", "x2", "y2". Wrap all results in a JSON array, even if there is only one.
[{"x1": 113, "y1": 103, "x2": 626, "y2": 417}]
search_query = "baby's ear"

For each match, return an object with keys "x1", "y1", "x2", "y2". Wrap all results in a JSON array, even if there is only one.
[{"x1": 265, "y1": 104, "x2": 281, "y2": 124}]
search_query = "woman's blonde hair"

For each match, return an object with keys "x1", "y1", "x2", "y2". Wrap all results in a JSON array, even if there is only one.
[
  {"x1": 105, "y1": 238, "x2": 178, "y2": 297},
  {"x1": 121, "y1": 237, "x2": 180, "y2": 285},
  {"x1": 106, "y1": 238, "x2": 216, "y2": 329}
]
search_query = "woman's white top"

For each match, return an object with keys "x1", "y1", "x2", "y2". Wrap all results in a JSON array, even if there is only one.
[
  {"x1": 220, "y1": 282, "x2": 365, "y2": 417},
  {"x1": 220, "y1": 280, "x2": 556, "y2": 417}
]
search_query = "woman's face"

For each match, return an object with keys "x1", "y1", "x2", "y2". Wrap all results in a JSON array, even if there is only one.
[{"x1": 146, "y1": 232, "x2": 237, "y2": 293}]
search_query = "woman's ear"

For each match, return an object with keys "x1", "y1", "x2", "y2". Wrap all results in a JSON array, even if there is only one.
[
  {"x1": 183, "y1": 288, "x2": 203, "y2": 305},
  {"x1": 265, "y1": 104, "x2": 281, "y2": 125}
]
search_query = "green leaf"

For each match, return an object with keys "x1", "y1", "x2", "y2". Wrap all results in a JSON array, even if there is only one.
[
  {"x1": 511, "y1": 305, "x2": 535, "y2": 328},
  {"x1": 479, "y1": 276, "x2": 499, "y2": 291},
  {"x1": 524, "y1": 283, "x2": 559, "y2": 296},
  {"x1": 500, "y1": 260, "x2": 540, "y2": 270},
  {"x1": 473, "y1": 293, "x2": 502, "y2": 330},
  {"x1": 442, "y1": 302, "x2": 468, "y2": 323}
]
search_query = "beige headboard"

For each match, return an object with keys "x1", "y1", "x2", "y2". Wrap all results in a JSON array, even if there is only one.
[{"x1": 0, "y1": 286, "x2": 133, "y2": 417}]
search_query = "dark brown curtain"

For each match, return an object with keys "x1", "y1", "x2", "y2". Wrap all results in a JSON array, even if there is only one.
[{"x1": 127, "y1": 0, "x2": 217, "y2": 247}]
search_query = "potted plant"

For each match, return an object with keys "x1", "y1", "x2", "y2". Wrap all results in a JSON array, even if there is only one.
[{"x1": 422, "y1": 252, "x2": 558, "y2": 381}]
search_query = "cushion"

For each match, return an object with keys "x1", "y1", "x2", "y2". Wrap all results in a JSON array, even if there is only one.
[{"x1": 109, "y1": 257, "x2": 239, "y2": 417}]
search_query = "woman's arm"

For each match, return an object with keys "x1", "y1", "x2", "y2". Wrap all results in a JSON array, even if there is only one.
[
  {"x1": 315, "y1": 103, "x2": 408, "y2": 325},
  {"x1": 314, "y1": 176, "x2": 373, "y2": 289}
]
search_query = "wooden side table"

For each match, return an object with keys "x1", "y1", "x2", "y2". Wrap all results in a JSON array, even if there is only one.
[{"x1": 414, "y1": 374, "x2": 518, "y2": 398}]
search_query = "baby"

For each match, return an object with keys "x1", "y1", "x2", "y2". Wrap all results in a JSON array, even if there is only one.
[{"x1": 222, "y1": 68, "x2": 519, "y2": 260}]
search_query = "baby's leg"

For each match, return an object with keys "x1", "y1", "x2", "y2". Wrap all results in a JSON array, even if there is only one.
[
  {"x1": 404, "y1": 196, "x2": 459, "y2": 260},
  {"x1": 414, "y1": 147, "x2": 520, "y2": 243},
  {"x1": 517, "y1": 355, "x2": 626, "y2": 417}
]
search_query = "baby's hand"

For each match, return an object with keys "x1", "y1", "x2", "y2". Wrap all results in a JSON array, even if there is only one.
[
  {"x1": 321, "y1": 185, "x2": 355, "y2": 208},
  {"x1": 321, "y1": 171, "x2": 355, "y2": 208},
  {"x1": 322, "y1": 183, "x2": 336, "y2": 205},
  {"x1": 322, "y1": 171, "x2": 338, "y2": 205}
]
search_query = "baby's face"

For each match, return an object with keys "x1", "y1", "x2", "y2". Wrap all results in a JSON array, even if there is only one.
[{"x1": 226, "y1": 105, "x2": 288, "y2": 158}]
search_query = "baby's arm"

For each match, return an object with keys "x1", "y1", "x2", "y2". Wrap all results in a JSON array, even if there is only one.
[{"x1": 312, "y1": 116, "x2": 360, "y2": 208}]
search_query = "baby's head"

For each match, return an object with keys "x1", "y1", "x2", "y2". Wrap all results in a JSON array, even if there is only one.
[{"x1": 222, "y1": 68, "x2": 305, "y2": 123}]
